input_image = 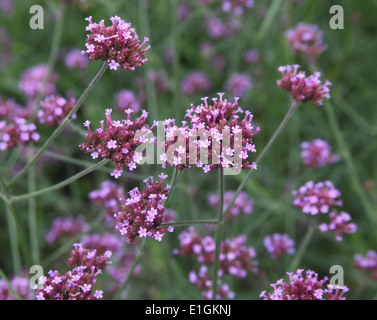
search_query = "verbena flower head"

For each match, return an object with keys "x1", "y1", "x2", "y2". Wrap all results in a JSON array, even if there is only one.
[
  {"x1": 224, "y1": 73, "x2": 253, "y2": 99},
  {"x1": 81, "y1": 232, "x2": 122, "y2": 256},
  {"x1": 46, "y1": 215, "x2": 89, "y2": 244},
  {"x1": 189, "y1": 266, "x2": 235, "y2": 300},
  {"x1": 113, "y1": 174, "x2": 174, "y2": 244},
  {"x1": 0, "y1": 95, "x2": 30, "y2": 121},
  {"x1": 0, "y1": 117, "x2": 40, "y2": 150},
  {"x1": 114, "y1": 89, "x2": 140, "y2": 114},
  {"x1": 0, "y1": 275, "x2": 35, "y2": 300},
  {"x1": 263, "y1": 233, "x2": 295, "y2": 259},
  {"x1": 37, "y1": 94, "x2": 76, "y2": 127},
  {"x1": 260, "y1": 269, "x2": 349, "y2": 300},
  {"x1": 208, "y1": 190, "x2": 254, "y2": 219},
  {"x1": 292, "y1": 180, "x2": 343, "y2": 215},
  {"x1": 82, "y1": 16, "x2": 150, "y2": 71},
  {"x1": 180, "y1": 71, "x2": 213, "y2": 96},
  {"x1": 354, "y1": 250, "x2": 377, "y2": 280},
  {"x1": 64, "y1": 48, "x2": 89, "y2": 69},
  {"x1": 277, "y1": 64, "x2": 331, "y2": 106},
  {"x1": 159, "y1": 93, "x2": 259, "y2": 174},
  {"x1": 79, "y1": 108, "x2": 153, "y2": 178},
  {"x1": 318, "y1": 210, "x2": 357, "y2": 241},
  {"x1": 18, "y1": 63, "x2": 57, "y2": 98},
  {"x1": 35, "y1": 243, "x2": 111, "y2": 300},
  {"x1": 300, "y1": 139, "x2": 340, "y2": 168},
  {"x1": 285, "y1": 22, "x2": 327, "y2": 62}
]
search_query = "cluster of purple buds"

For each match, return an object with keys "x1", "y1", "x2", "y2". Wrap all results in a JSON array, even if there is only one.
[
  {"x1": 37, "y1": 94, "x2": 76, "y2": 127},
  {"x1": 300, "y1": 139, "x2": 340, "y2": 168},
  {"x1": 0, "y1": 275, "x2": 35, "y2": 300},
  {"x1": 260, "y1": 269, "x2": 349, "y2": 300},
  {"x1": 35, "y1": 243, "x2": 111, "y2": 300},
  {"x1": 80, "y1": 108, "x2": 153, "y2": 179},
  {"x1": 285, "y1": 22, "x2": 328, "y2": 62},
  {"x1": 224, "y1": 73, "x2": 253, "y2": 99},
  {"x1": 277, "y1": 64, "x2": 332, "y2": 106},
  {"x1": 0, "y1": 117, "x2": 40, "y2": 150},
  {"x1": 64, "y1": 48, "x2": 89, "y2": 69},
  {"x1": 114, "y1": 89, "x2": 140, "y2": 114},
  {"x1": 159, "y1": 93, "x2": 259, "y2": 174},
  {"x1": 354, "y1": 250, "x2": 377, "y2": 280},
  {"x1": 222, "y1": 0, "x2": 254, "y2": 16},
  {"x1": 46, "y1": 215, "x2": 89, "y2": 243},
  {"x1": 318, "y1": 211, "x2": 357, "y2": 241},
  {"x1": 113, "y1": 173, "x2": 174, "y2": 244},
  {"x1": 207, "y1": 190, "x2": 253, "y2": 219},
  {"x1": 82, "y1": 16, "x2": 150, "y2": 71},
  {"x1": 0, "y1": 95, "x2": 30, "y2": 120},
  {"x1": 263, "y1": 233, "x2": 295, "y2": 259}
]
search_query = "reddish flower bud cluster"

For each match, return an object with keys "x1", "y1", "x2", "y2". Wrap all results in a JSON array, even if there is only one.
[
  {"x1": 80, "y1": 108, "x2": 153, "y2": 179},
  {"x1": 300, "y1": 138, "x2": 340, "y2": 168},
  {"x1": 46, "y1": 215, "x2": 89, "y2": 243},
  {"x1": 82, "y1": 16, "x2": 150, "y2": 71},
  {"x1": 208, "y1": 190, "x2": 253, "y2": 220},
  {"x1": 0, "y1": 117, "x2": 40, "y2": 150},
  {"x1": 113, "y1": 174, "x2": 174, "y2": 244},
  {"x1": 285, "y1": 22, "x2": 327, "y2": 62},
  {"x1": 292, "y1": 180, "x2": 342, "y2": 215},
  {"x1": 159, "y1": 93, "x2": 259, "y2": 174},
  {"x1": 319, "y1": 210, "x2": 357, "y2": 241},
  {"x1": 354, "y1": 250, "x2": 377, "y2": 280},
  {"x1": 35, "y1": 243, "x2": 111, "y2": 300},
  {"x1": 277, "y1": 64, "x2": 331, "y2": 106},
  {"x1": 263, "y1": 233, "x2": 295, "y2": 259},
  {"x1": 260, "y1": 269, "x2": 349, "y2": 300},
  {"x1": 37, "y1": 94, "x2": 76, "y2": 127}
]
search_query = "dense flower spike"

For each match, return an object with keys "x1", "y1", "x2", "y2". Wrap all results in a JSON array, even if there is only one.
[
  {"x1": 35, "y1": 243, "x2": 111, "y2": 300},
  {"x1": 0, "y1": 275, "x2": 35, "y2": 300},
  {"x1": 82, "y1": 16, "x2": 150, "y2": 71},
  {"x1": 88, "y1": 180, "x2": 125, "y2": 223},
  {"x1": 354, "y1": 250, "x2": 377, "y2": 280},
  {"x1": 37, "y1": 94, "x2": 77, "y2": 127},
  {"x1": 260, "y1": 269, "x2": 349, "y2": 300},
  {"x1": 113, "y1": 174, "x2": 174, "y2": 244},
  {"x1": 79, "y1": 108, "x2": 153, "y2": 178},
  {"x1": 222, "y1": 0, "x2": 254, "y2": 16},
  {"x1": 292, "y1": 180, "x2": 343, "y2": 215},
  {"x1": 159, "y1": 93, "x2": 259, "y2": 174},
  {"x1": 208, "y1": 190, "x2": 254, "y2": 219},
  {"x1": 277, "y1": 64, "x2": 331, "y2": 106},
  {"x1": 180, "y1": 71, "x2": 213, "y2": 96},
  {"x1": 285, "y1": 23, "x2": 328, "y2": 62},
  {"x1": 318, "y1": 210, "x2": 357, "y2": 241},
  {"x1": 300, "y1": 139, "x2": 340, "y2": 168},
  {"x1": 46, "y1": 216, "x2": 89, "y2": 243},
  {"x1": 18, "y1": 63, "x2": 57, "y2": 98},
  {"x1": 189, "y1": 266, "x2": 235, "y2": 300},
  {"x1": 263, "y1": 233, "x2": 295, "y2": 259},
  {"x1": 0, "y1": 117, "x2": 40, "y2": 150}
]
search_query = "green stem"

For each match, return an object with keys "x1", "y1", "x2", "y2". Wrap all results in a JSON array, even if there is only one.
[
  {"x1": 28, "y1": 158, "x2": 39, "y2": 265},
  {"x1": 223, "y1": 101, "x2": 297, "y2": 219},
  {"x1": 212, "y1": 167, "x2": 225, "y2": 300},
  {"x1": 287, "y1": 226, "x2": 315, "y2": 272},
  {"x1": 7, "y1": 61, "x2": 109, "y2": 188},
  {"x1": 9, "y1": 159, "x2": 109, "y2": 203},
  {"x1": 161, "y1": 219, "x2": 218, "y2": 228},
  {"x1": 258, "y1": 0, "x2": 283, "y2": 40}
]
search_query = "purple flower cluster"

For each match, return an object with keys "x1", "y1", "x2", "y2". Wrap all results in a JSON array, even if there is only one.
[
  {"x1": 82, "y1": 16, "x2": 150, "y2": 71},
  {"x1": 159, "y1": 93, "x2": 259, "y2": 174},
  {"x1": 354, "y1": 250, "x2": 377, "y2": 280},
  {"x1": 260, "y1": 269, "x2": 349, "y2": 300},
  {"x1": 37, "y1": 94, "x2": 77, "y2": 127},
  {"x1": 64, "y1": 48, "x2": 89, "y2": 69},
  {"x1": 0, "y1": 275, "x2": 34, "y2": 300},
  {"x1": 285, "y1": 22, "x2": 328, "y2": 62},
  {"x1": 114, "y1": 89, "x2": 140, "y2": 114},
  {"x1": 113, "y1": 174, "x2": 174, "y2": 244},
  {"x1": 318, "y1": 211, "x2": 357, "y2": 241},
  {"x1": 35, "y1": 243, "x2": 111, "y2": 300},
  {"x1": 46, "y1": 215, "x2": 89, "y2": 243},
  {"x1": 208, "y1": 190, "x2": 254, "y2": 220},
  {"x1": 222, "y1": 0, "x2": 254, "y2": 16},
  {"x1": 224, "y1": 73, "x2": 253, "y2": 99},
  {"x1": 263, "y1": 233, "x2": 295, "y2": 259},
  {"x1": 300, "y1": 139, "x2": 340, "y2": 168},
  {"x1": 80, "y1": 108, "x2": 153, "y2": 178},
  {"x1": 277, "y1": 64, "x2": 332, "y2": 106},
  {"x1": 180, "y1": 71, "x2": 213, "y2": 96}
]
